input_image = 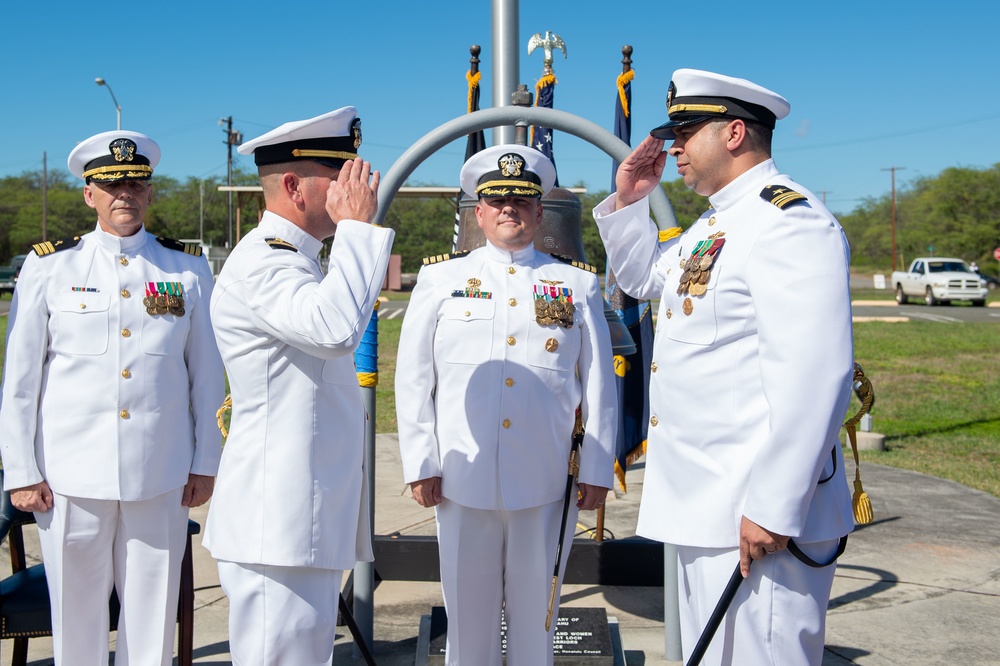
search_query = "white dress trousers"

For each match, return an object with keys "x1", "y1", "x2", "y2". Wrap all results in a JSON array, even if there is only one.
[
  {"x1": 435, "y1": 498, "x2": 579, "y2": 666},
  {"x1": 677, "y1": 539, "x2": 840, "y2": 665},
  {"x1": 35, "y1": 487, "x2": 188, "y2": 666},
  {"x1": 217, "y1": 561, "x2": 344, "y2": 666}
]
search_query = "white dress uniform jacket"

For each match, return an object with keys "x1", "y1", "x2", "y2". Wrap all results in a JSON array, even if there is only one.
[
  {"x1": 0, "y1": 225, "x2": 223, "y2": 498},
  {"x1": 396, "y1": 242, "x2": 616, "y2": 509},
  {"x1": 204, "y1": 212, "x2": 394, "y2": 570},
  {"x1": 594, "y1": 159, "x2": 855, "y2": 547}
]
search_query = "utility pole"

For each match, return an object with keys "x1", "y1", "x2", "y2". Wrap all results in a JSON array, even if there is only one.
[
  {"x1": 817, "y1": 190, "x2": 831, "y2": 205},
  {"x1": 42, "y1": 152, "x2": 48, "y2": 242},
  {"x1": 220, "y1": 116, "x2": 242, "y2": 247},
  {"x1": 882, "y1": 167, "x2": 905, "y2": 271}
]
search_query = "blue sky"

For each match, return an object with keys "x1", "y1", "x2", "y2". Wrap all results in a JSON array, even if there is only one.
[{"x1": 2, "y1": 1, "x2": 998, "y2": 216}]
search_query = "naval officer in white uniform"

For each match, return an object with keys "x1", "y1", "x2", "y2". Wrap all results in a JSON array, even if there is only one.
[
  {"x1": 0, "y1": 131, "x2": 224, "y2": 665},
  {"x1": 395, "y1": 145, "x2": 617, "y2": 666},
  {"x1": 593, "y1": 69, "x2": 856, "y2": 664},
  {"x1": 204, "y1": 107, "x2": 394, "y2": 666}
]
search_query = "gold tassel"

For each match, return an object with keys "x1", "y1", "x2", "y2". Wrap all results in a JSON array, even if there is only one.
[
  {"x1": 844, "y1": 364, "x2": 875, "y2": 525},
  {"x1": 466, "y1": 70, "x2": 481, "y2": 115},
  {"x1": 216, "y1": 394, "x2": 232, "y2": 439},
  {"x1": 616, "y1": 69, "x2": 635, "y2": 117}
]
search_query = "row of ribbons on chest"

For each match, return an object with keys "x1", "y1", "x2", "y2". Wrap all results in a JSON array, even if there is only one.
[
  {"x1": 450, "y1": 278, "x2": 576, "y2": 329},
  {"x1": 143, "y1": 282, "x2": 186, "y2": 316}
]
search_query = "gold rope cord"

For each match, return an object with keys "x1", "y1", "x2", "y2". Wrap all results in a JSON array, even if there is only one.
[
  {"x1": 216, "y1": 394, "x2": 232, "y2": 439},
  {"x1": 844, "y1": 363, "x2": 875, "y2": 524}
]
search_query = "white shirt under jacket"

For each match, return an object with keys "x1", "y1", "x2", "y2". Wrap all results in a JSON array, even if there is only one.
[
  {"x1": 0, "y1": 224, "x2": 224, "y2": 499},
  {"x1": 204, "y1": 212, "x2": 394, "y2": 570},
  {"x1": 593, "y1": 159, "x2": 855, "y2": 547},
  {"x1": 395, "y1": 242, "x2": 616, "y2": 511}
]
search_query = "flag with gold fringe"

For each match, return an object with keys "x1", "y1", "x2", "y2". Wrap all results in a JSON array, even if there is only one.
[
  {"x1": 454, "y1": 46, "x2": 487, "y2": 251},
  {"x1": 606, "y1": 53, "x2": 652, "y2": 492}
]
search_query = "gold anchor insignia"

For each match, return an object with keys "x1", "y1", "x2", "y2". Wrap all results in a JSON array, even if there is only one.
[
  {"x1": 467, "y1": 278, "x2": 481, "y2": 290},
  {"x1": 498, "y1": 153, "x2": 524, "y2": 177},
  {"x1": 109, "y1": 138, "x2": 137, "y2": 163},
  {"x1": 351, "y1": 118, "x2": 362, "y2": 149}
]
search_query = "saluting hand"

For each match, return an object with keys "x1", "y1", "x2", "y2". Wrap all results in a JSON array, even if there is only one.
[
  {"x1": 615, "y1": 135, "x2": 668, "y2": 210},
  {"x1": 10, "y1": 480, "x2": 54, "y2": 513},
  {"x1": 325, "y1": 157, "x2": 381, "y2": 225}
]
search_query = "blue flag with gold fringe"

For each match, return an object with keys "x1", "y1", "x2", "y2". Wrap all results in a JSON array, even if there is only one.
[
  {"x1": 607, "y1": 63, "x2": 652, "y2": 492},
  {"x1": 531, "y1": 72, "x2": 560, "y2": 187}
]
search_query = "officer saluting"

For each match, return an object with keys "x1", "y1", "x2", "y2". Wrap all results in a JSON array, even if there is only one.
[
  {"x1": 594, "y1": 69, "x2": 855, "y2": 664},
  {"x1": 204, "y1": 107, "x2": 394, "y2": 666},
  {"x1": 0, "y1": 131, "x2": 224, "y2": 664},
  {"x1": 395, "y1": 144, "x2": 616, "y2": 666}
]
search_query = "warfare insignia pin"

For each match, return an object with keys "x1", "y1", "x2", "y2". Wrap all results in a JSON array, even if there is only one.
[{"x1": 110, "y1": 138, "x2": 137, "y2": 163}]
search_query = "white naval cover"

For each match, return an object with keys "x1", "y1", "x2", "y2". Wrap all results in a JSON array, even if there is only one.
[
  {"x1": 0, "y1": 225, "x2": 224, "y2": 499},
  {"x1": 204, "y1": 212, "x2": 394, "y2": 570},
  {"x1": 395, "y1": 242, "x2": 616, "y2": 511},
  {"x1": 594, "y1": 159, "x2": 855, "y2": 547}
]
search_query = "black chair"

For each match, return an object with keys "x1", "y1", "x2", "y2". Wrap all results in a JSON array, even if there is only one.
[{"x1": 0, "y1": 470, "x2": 198, "y2": 666}]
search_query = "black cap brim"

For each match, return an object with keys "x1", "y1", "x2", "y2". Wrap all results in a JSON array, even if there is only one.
[{"x1": 649, "y1": 115, "x2": 714, "y2": 140}]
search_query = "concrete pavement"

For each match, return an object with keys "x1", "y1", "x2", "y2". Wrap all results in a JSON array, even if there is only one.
[{"x1": 5, "y1": 433, "x2": 1000, "y2": 665}]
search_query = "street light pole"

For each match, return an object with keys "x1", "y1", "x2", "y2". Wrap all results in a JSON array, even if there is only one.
[
  {"x1": 94, "y1": 78, "x2": 121, "y2": 130},
  {"x1": 881, "y1": 166, "x2": 905, "y2": 271}
]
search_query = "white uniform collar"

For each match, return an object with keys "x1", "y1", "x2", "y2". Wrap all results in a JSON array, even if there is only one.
[
  {"x1": 92, "y1": 222, "x2": 148, "y2": 253},
  {"x1": 708, "y1": 159, "x2": 778, "y2": 212},
  {"x1": 484, "y1": 240, "x2": 536, "y2": 265},
  {"x1": 258, "y1": 211, "x2": 324, "y2": 260}
]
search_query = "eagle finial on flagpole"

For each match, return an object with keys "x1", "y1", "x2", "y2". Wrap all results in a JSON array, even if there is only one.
[{"x1": 527, "y1": 30, "x2": 567, "y2": 75}]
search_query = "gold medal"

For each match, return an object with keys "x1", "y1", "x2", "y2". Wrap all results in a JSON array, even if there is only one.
[
  {"x1": 689, "y1": 282, "x2": 708, "y2": 297},
  {"x1": 682, "y1": 297, "x2": 694, "y2": 316},
  {"x1": 699, "y1": 254, "x2": 714, "y2": 270},
  {"x1": 545, "y1": 338, "x2": 559, "y2": 352},
  {"x1": 698, "y1": 270, "x2": 711, "y2": 285}
]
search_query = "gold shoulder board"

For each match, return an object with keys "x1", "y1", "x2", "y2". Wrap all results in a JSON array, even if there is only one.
[
  {"x1": 32, "y1": 236, "x2": 82, "y2": 257},
  {"x1": 265, "y1": 237, "x2": 298, "y2": 252},
  {"x1": 550, "y1": 254, "x2": 597, "y2": 274},
  {"x1": 761, "y1": 185, "x2": 808, "y2": 210},
  {"x1": 422, "y1": 250, "x2": 470, "y2": 265},
  {"x1": 156, "y1": 236, "x2": 203, "y2": 256}
]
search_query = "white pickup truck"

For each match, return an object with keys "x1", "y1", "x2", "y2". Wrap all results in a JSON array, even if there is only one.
[{"x1": 892, "y1": 257, "x2": 988, "y2": 306}]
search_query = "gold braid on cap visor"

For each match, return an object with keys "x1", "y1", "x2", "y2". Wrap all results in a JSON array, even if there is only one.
[
  {"x1": 667, "y1": 103, "x2": 729, "y2": 115},
  {"x1": 83, "y1": 164, "x2": 154, "y2": 180},
  {"x1": 476, "y1": 180, "x2": 544, "y2": 196},
  {"x1": 291, "y1": 149, "x2": 358, "y2": 160}
]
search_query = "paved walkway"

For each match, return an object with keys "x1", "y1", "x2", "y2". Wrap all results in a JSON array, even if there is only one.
[{"x1": 5, "y1": 433, "x2": 1000, "y2": 665}]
